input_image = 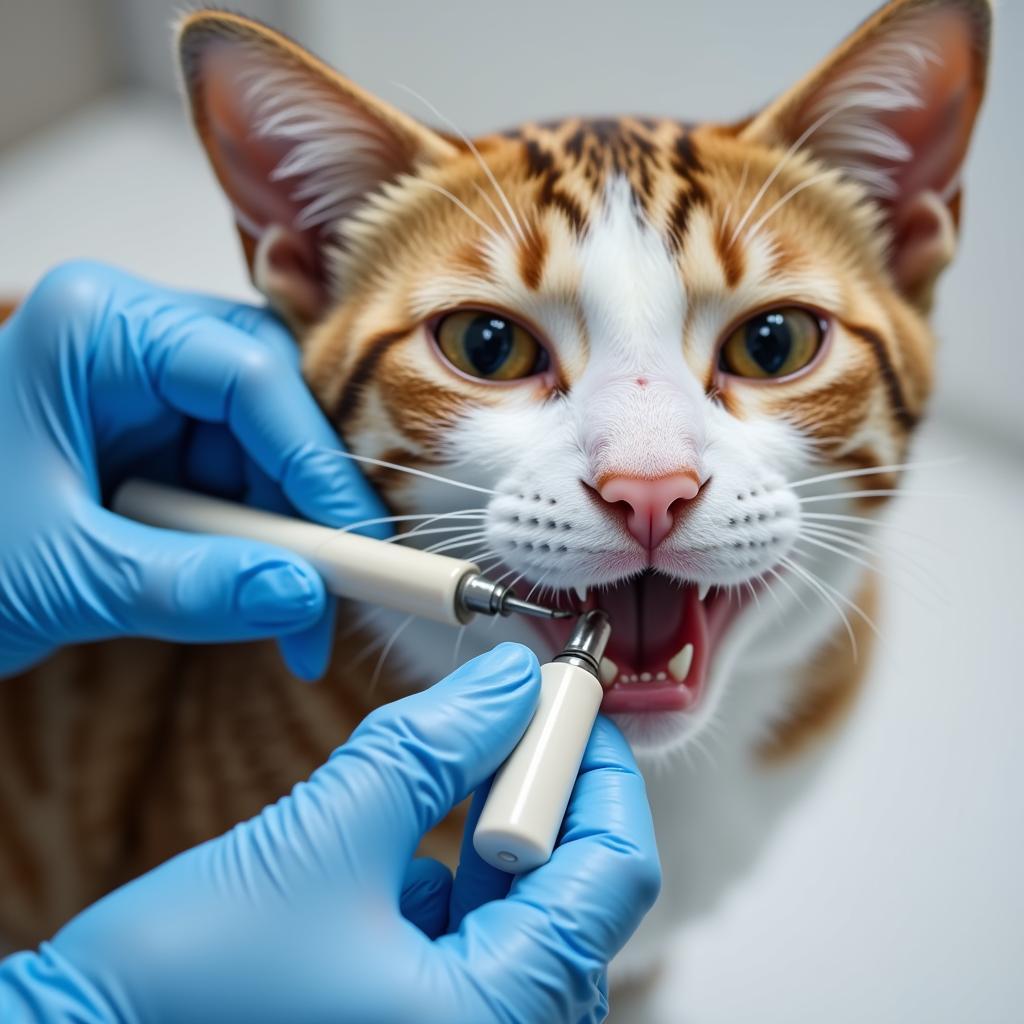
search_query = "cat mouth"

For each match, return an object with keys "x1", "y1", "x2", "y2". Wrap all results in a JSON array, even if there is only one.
[{"x1": 529, "y1": 571, "x2": 745, "y2": 714}]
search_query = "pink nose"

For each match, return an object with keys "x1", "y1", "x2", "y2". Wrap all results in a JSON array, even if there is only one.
[{"x1": 598, "y1": 472, "x2": 702, "y2": 550}]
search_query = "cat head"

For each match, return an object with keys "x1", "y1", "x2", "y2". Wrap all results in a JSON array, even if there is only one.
[{"x1": 178, "y1": 0, "x2": 989, "y2": 756}]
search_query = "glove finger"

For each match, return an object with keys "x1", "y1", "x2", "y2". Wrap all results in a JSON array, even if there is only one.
[
  {"x1": 276, "y1": 594, "x2": 337, "y2": 681},
  {"x1": 400, "y1": 857, "x2": 453, "y2": 940},
  {"x1": 155, "y1": 290, "x2": 299, "y2": 361},
  {"x1": 438, "y1": 719, "x2": 660, "y2": 1022},
  {"x1": 302, "y1": 643, "x2": 540, "y2": 886},
  {"x1": 139, "y1": 309, "x2": 389, "y2": 534},
  {"x1": 448, "y1": 781, "x2": 512, "y2": 932},
  {"x1": 83, "y1": 506, "x2": 326, "y2": 643}
]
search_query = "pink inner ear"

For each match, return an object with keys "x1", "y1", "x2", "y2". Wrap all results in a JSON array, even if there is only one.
[
  {"x1": 203, "y1": 44, "x2": 315, "y2": 237},
  {"x1": 875, "y1": 9, "x2": 982, "y2": 208}
]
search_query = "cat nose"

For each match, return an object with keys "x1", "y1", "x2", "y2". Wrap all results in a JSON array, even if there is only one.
[{"x1": 597, "y1": 472, "x2": 703, "y2": 550}]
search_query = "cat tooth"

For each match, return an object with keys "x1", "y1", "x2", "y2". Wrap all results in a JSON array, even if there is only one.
[
  {"x1": 668, "y1": 643, "x2": 694, "y2": 684},
  {"x1": 573, "y1": 584, "x2": 588, "y2": 603},
  {"x1": 599, "y1": 657, "x2": 619, "y2": 686},
  {"x1": 697, "y1": 583, "x2": 711, "y2": 602}
]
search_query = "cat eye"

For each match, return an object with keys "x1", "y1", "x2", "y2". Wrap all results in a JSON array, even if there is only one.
[
  {"x1": 718, "y1": 307, "x2": 826, "y2": 380},
  {"x1": 434, "y1": 310, "x2": 549, "y2": 382}
]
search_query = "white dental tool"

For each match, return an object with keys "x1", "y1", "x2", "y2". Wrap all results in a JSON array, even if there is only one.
[
  {"x1": 112, "y1": 479, "x2": 569, "y2": 626},
  {"x1": 474, "y1": 609, "x2": 612, "y2": 873}
]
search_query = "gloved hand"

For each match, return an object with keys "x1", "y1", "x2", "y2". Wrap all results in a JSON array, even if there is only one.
[
  {"x1": 0, "y1": 261, "x2": 388, "y2": 679},
  {"x1": 0, "y1": 644, "x2": 660, "y2": 1023}
]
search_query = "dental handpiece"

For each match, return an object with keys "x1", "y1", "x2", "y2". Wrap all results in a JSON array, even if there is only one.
[
  {"x1": 474, "y1": 609, "x2": 612, "y2": 873},
  {"x1": 112, "y1": 480, "x2": 569, "y2": 626}
]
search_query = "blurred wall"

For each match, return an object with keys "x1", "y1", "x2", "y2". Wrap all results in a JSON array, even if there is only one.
[{"x1": 0, "y1": 0, "x2": 117, "y2": 150}]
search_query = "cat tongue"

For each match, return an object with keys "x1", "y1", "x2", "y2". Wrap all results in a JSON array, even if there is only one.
[{"x1": 597, "y1": 573, "x2": 709, "y2": 714}]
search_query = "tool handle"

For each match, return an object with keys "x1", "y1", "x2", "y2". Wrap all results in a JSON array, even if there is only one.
[
  {"x1": 113, "y1": 480, "x2": 477, "y2": 627},
  {"x1": 473, "y1": 660, "x2": 603, "y2": 872}
]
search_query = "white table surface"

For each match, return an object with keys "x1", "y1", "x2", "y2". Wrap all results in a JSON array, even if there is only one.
[{"x1": 1, "y1": 94, "x2": 1021, "y2": 1023}]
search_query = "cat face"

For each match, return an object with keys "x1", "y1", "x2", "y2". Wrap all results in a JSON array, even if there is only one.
[{"x1": 179, "y1": 0, "x2": 989, "y2": 755}]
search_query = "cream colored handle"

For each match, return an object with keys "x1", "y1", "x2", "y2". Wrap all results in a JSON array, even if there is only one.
[
  {"x1": 473, "y1": 660, "x2": 603, "y2": 873},
  {"x1": 113, "y1": 479, "x2": 478, "y2": 626}
]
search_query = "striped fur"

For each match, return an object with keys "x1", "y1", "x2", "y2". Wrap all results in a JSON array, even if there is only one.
[{"x1": 0, "y1": 1, "x2": 990, "y2": 984}]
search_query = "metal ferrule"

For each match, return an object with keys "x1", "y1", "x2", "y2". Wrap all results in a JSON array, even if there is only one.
[
  {"x1": 457, "y1": 573, "x2": 505, "y2": 619},
  {"x1": 553, "y1": 610, "x2": 612, "y2": 679}
]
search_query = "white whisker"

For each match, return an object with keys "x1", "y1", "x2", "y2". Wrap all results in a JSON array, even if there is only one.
[
  {"x1": 393, "y1": 81, "x2": 528, "y2": 245},
  {"x1": 382, "y1": 524, "x2": 489, "y2": 546},
  {"x1": 788, "y1": 456, "x2": 963, "y2": 490},
  {"x1": 779, "y1": 554, "x2": 858, "y2": 657},
  {"x1": 790, "y1": 551, "x2": 884, "y2": 644},
  {"x1": 451, "y1": 623, "x2": 468, "y2": 668},
  {"x1": 422, "y1": 532, "x2": 490, "y2": 556},
  {"x1": 800, "y1": 511, "x2": 936, "y2": 546},
  {"x1": 333, "y1": 450, "x2": 499, "y2": 495},
  {"x1": 797, "y1": 488, "x2": 957, "y2": 504},
  {"x1": 416, "y1": 180, "x2": 506, "y2": 248},
  {"x1": 369, "y1": 614, "x2": 416, "y2": 691},
  {"x1": 743, "y1": 169, "x2": 836, "y2": 242},
  {"x1": 336, "y1": 509, "x2": 486, "y2": 535}
]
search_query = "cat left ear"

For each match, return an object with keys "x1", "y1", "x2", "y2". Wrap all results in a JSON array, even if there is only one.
[
  {"x1": 740, "y1": 0, "x2": 991, "y2": 309},
  {"x1": 177, "y1": 11, "x2": 458, "y2": 328}
]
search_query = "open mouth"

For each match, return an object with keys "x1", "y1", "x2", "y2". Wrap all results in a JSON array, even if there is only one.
[{"x1": 530, "y1": 571, "x2": 745, "y2": 714}]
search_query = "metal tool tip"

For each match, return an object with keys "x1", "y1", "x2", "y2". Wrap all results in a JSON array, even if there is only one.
[{"x1": 501, "y1": 594, "x2": 574, "y2": 620}]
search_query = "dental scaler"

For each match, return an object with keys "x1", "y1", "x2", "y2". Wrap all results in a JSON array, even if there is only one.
[
  {"x1": 112, "y1": 480, "x2": 569, "y2": 626},
  {"x1": 474, "y1": 609, "x2": 612, "y2": 873}
]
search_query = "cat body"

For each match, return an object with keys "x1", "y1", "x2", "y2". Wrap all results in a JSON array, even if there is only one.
[{"x1": 0, "y1": 2, "x2": 990, "y2": 1013}]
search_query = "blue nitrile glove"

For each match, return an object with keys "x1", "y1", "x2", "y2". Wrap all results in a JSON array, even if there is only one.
[
  {"x1": 0, "y1": 643, "x2": 661, "y2": 1023},
  {"x1": 0, "y1": 260, "x2": 389, "y2": 680}
]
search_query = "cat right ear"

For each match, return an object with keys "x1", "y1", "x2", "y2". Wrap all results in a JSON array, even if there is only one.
[
  {"x1": 177, "y1": 11, "x2": 457, "y2": 328},
  {"x1": 739, "y1": 0, "x2": 991, "y2": 310}
]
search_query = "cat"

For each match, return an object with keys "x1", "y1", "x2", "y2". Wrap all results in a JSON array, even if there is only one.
[{"x1": 0, "y1": 0, "x2": 990, "y2": 1011}]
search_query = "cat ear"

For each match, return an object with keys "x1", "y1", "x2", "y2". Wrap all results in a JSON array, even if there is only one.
[
  {"x1": 177, "y1": 11, "x2": 458, "y2": 327},
  {"x1": 740, "y1": 0, "x2": 990, "y2": 309}
]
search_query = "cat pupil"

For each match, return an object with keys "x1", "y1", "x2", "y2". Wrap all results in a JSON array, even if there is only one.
[
  {"x1": 745, "y1": 312, "x2": 791, "y2": 374},
  {"x1": 465, "y1": 315, "x2": 514, "y2": 375}
]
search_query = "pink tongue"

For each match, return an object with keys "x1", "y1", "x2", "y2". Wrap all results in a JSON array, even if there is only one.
[{"x1": 599, "y1": 573, "x2": 691, "y2": 671}]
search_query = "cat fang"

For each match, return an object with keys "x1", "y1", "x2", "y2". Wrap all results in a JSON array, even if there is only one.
[{"x1": 528, "y1": 573, "x2": 739, "y2": 715}]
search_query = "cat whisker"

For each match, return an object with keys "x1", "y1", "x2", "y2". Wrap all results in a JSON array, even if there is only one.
[
  {"x1": 743, "y1": 168, "x2": 837, "y2": 244},
  {"x1": 421, "y1": 532, "x2": 490, "y2": 556},
  {"x1": 796, "y1": 488, "x2": 958, "y2": 504},
  {"x1": 336, "y1": 508, "x2": 486, "y2": 535},
  {"x1": 336, "y1": 604, "x2": 389, "y2": 641},
  {"x1": 473, "y1": 183, "x2": 520, "y2": 248},
  {"x1": 789, "y1": 549, "x2": 885, "y2": 645},
  {"x1": 778, "y1": 554, "x2": 859, "y2": 657},
  {"x1": 368, "y1": 614, "x2": 416, "y2": 692},
  {"x1": 393, "y1": 81, "x2": 528, "y2": 246},
  {"x1": 787, "y1": 455, "x2": 963, "y2": 490},
  {"x1": 800, "y1": 511, "x2": 937, "y2": 547},
  {"x1": 382, "y1": 524, "x2": 489, "y2": 546},
  {"x1": 417, "y1": 180, "x2": 506, "y2": 249},
  {"x1": 730, "y1": 97, "x2": 869, "y2": 245},
  {"x1": 331, "y1": 449, "x2": 499, "y2": 496},
  {"x1": 721, "y1": 158, "x2": 751, "y2": 228},
  {"x1": 796, "y1": 529, "x2": 938, "y2": 609},
  {"x1": 765, "y1": 564, "x2": 809, "y2": 612},
  {"x1": 451, "y1": 623, "x2": 468, "y2": 668},
  {"x1": 800, "y1": 522, "x2": 943, "y2": 593}
]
